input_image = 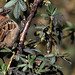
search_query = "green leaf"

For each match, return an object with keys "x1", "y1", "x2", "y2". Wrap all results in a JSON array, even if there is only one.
[
  {"x1": 17, "y1": 64, "x2": 26, "y2": 67},
  {"x1": 63, "y1": 53, "x2": 70, "y2": 57},
  {"x1": 48, "y1": 4, "x2": 52, "y2": 11},
  {"x1": 39, "y1": 69, "x2": 50, "y2": 73},
  {"x1": 63, "y1": 27, "x2": 73, "y2": 31},
  {"x1": 39, "y1": 62, "x2": 46, "y2": 71},
  {"x1": 52, "y1": 8, "x2": 57, "y2": 15},
  {"x1": 45, "y1": 54, "x2": 54, "y2": 57},
  {"x1": 20, "y1": 57, "x2": 26, "y2": 63},
  {"x1": 0, "y1": 47, "x2": 11, "y2": 52},
  {"x1": 1, "y1": 64, "x2": 7, "y2": 72},
  {"x1": 50, "y1": 57, "x2": 56, "y2": 64},
  {"x1": 22, "y1": 65, "x2": 27, "y2": 71},
  {"x1": 16, "y1": 54, "x2": 20, "y2": 61},
  {"x1": 13, "y1": 2, "x2": 21, "y2": 19},
  {"x1": 28, "y1": 55, "x2": 30, "y2": 62},
  {"x1": 54, "y1": 65, "x2": 62, "y2": 69},
  {"x1": 66, "y1": 21, "x2": 74, "y2": 27},
  {"x1": 28, "y1": 64, "x2": 33, "y2": 68},
  {"x1": 4, "y1": 0, "x2": 18, "y2": 8},
  {"x1": 19, "y1": 0, "x2": 27, "y2": 11},
  {"x1": 30, "y1": 55, "x2": 36, "y2": 63},
  {"x1": 41, "y1": 14, "x2": 48, "y2": 17},
  {"x1": 31, "y1": 49, "x2": 41, "y2": 53}
]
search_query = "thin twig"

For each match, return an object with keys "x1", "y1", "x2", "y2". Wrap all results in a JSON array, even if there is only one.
[{"x1": 18, "y1": 0, "x2": 43, "y2": 52}]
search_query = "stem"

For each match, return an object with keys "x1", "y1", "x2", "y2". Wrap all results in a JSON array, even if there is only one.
[
  {"x1": 18, "y1": 0, "x2": 43, "y2": 52},
  {"x1": 4, "y1": 52, "x2": 15, "y2": 75},
  {"x1": 47, "y1": 16, "x2": 53, "y2": 53}
]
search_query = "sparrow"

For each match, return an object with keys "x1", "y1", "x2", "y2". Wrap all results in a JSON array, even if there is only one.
[{"x1": 0, "y1": 8, "x2": 20, "y2": 48}]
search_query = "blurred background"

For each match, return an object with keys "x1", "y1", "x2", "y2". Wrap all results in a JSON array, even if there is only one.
[{"x1": 0, "y1": 0, "x2": 75, "y2": 75}]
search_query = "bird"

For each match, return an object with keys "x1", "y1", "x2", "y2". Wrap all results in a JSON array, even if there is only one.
[{"x1": 0, "y1": 7, "x2": 20, "y2": 48}]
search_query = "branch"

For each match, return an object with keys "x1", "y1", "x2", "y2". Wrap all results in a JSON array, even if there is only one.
[{"x1": 18, "y1": 0, "x2": 43, "y2": 52}]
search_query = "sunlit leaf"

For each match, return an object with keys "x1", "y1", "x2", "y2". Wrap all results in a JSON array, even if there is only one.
[
  {"x1": 28, "y1": 64, "x2": 33, "y2": 68},
  {"x1": 4, "y1": 0, "x2": 18, "y2": 8}
]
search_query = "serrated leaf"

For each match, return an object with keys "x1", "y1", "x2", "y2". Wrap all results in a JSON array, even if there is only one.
[
  {"x1": 19, "y1": 0, "x2": 27, "y2": 11},
  {"x1": 4, "y1": 0, "x2": 18, "y2": 8},
  {"x1": 45, "y1": 54, "x2": 54, "y2": 57},
  {"x1": 17, "y1": 64, "x2": 26, "y2": 67},
  {"x1": 13, "y1": 2, "x2": 21, "y2": 19}
]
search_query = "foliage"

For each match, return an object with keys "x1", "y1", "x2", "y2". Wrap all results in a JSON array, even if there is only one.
[
  {"x1": 4, "y1": 0, "x2": 27, "y2": 18},
  {"x1": 0, "y1": 0, "x2": 74, "y2": 75}
]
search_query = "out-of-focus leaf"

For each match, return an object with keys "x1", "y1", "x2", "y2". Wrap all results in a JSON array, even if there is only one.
[
  {"x1": 22, "y1": 65, "x2": 27, "y2": 71},
  {"x1": 63, "y1": 27, "x2": 73, "y2": 31},
  {"x1": 54, "y1": 65, "x2": 62, "y2": 69},
  {"x1": 36, "y1": 56, "x2": 49, "y2": 62},
  {"x1": 1, "y1": 64, "x2": 7, "y2": 72},
  {"x1": 50, "y1": 57, "x2": 56, "y2": 64},
  {"x1": 31, "y1": 49, "x2": 41, "y2": 53},
  {"x1": 20, "y1": 57, "x2": 26, "y2": 63},
  {"x1": 66, "y1": 21, "x2": 74, "y2": 27},
  {"x1": 13, "y1": 2, "x2": 21, "y2": 19},
  {"x1": 39, "y1": 62, "x2": 46, "y2": 71},
  {"x1": 4, "y1": 0, "x2": 18, "y2": 8},
  {"x1": 39, "y1": 31, "x2": 43, "y2": 38},
  {"x1": 41, "y1": 14, "x2": 48, "y2": 17},
  {"x1": 52, "y1": 8, "x2": 57, "y2": 15},
  {"x1": 63, "y1": 53, "x2": 70, "y2": 57},
  {"x1": 19, "y1": 0, "x2": 27, "y2": 11},
  {"x1": 35, "y1": 26, "x2": 45, "y2": 30},
  {"x1": 17, "y1": 64, "x2": 26, "y2": 68},
  {"x1": 0, "y1": 47, "x2": 11, "y2": 52},
  {"x1": 16, "y1": 54, "x2": 20, "y2": 61},
  {"x1": 23, "y1": 48, "x2": 36, "y2": 55},
  {"x1": 30, "y1": 55, "x2": 36, "y2": 63},
  {"x1": 28, "y1": 64, "x2": 33, "y2": 68},
  {"x1": 45, "y1": 54, "x2": 54, "y2": 57}
]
